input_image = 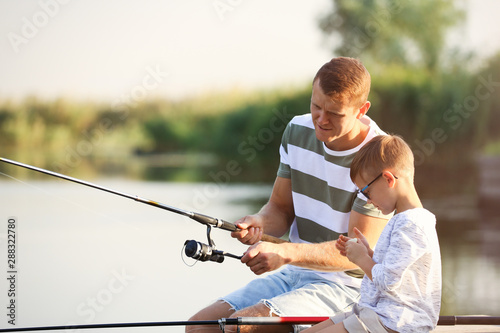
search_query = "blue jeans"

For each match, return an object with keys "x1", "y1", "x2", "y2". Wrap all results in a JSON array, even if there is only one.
[{"x1": 222, "y1": 267, "x2": 360, "y2": 317}]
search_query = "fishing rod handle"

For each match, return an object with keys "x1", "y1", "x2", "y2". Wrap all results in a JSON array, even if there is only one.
[
  {"x1": 190, "y1": 212, "x2": 238, "y2": 231},
  {"x1": 190, "y1": 212, "x2": 287, "y2": 244},
  {"x1": 261, "y1": 234, "x2": 288, "y2": 244}
]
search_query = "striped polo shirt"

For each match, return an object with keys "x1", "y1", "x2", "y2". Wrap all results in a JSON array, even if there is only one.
[{"x1": 277, "y1": 114, "x2": 391, "y2": 286}]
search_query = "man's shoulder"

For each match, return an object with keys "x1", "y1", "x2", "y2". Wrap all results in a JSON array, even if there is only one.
[
  {"x1": 289, "y1": 113, "x2": 313, "y2": 127},
  {"x1": 282, "y1": 114, "x2": 315, "y2": 141},
  {"x1": 362, "y1": 115, "x2": 386, "y2": 138}
]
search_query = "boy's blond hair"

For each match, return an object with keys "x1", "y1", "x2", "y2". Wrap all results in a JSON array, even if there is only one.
[{"x1": 350, "y1": 135, "x2": 414, "y2": 183}]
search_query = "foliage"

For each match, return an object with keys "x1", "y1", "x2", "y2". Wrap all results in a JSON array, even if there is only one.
[
  {"x1": 1, "y1": 50, "x2": 499, "y2": 182},
  {"x1": 317, "y1": 0, "x2": 500, "y2": 171},
  {"x1": 0, "y1": 86, "x2": 311, "y2": 180},
  {"x1": 2, "y1": 0, "x2": 500, "y2": 183},
  {"x1": 318, "y1": 0, "x2": 464, "y2": 71}
]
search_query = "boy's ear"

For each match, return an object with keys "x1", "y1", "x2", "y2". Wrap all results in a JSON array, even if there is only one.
[
  {"x1": 356, "y1": 101, "x2": 371, "y2": 119},
  {"x1": 382, "y1": 171, "x2": 397, "y2": 188}
]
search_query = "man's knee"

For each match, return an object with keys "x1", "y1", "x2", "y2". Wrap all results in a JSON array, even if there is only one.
[
  {"x1": 186, "y1": 300, "x2": 235, "y2": 333},
  {"x1": 231, "y1": 303, "x2": 274, "y2": 318},
  {"x1": 191, "y1": 300, "x2": 234, "y2": 318},
  {"x1": 226, "y1": 303, "x2": 291, "y2": 333}
]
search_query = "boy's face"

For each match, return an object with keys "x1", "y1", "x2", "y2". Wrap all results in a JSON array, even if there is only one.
[
  {"x1": 355, "y1": 172, "x2": 395, "y2": 215},
  {"x1": 310, "y1": 79, "x2": 368, "y2": 150}
]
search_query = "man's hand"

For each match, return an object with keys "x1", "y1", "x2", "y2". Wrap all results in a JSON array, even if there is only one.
[
  {"x1": 240, "y1": 242, "x2": 290, "y2": 275},
  {"x1": 231, "y1": 215, "x2": 264, "y2": 245},
  {"x1": 231, "y1": 176, "x2": 294, "y2": 246}
]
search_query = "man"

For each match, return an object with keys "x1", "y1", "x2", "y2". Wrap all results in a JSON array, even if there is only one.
[{"x1": 187, "y1": 57, "x2": 391, "y2": 333}]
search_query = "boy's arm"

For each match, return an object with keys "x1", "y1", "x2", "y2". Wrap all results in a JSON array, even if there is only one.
[
  {"x1": 339, "y1": 227, "x2": 377, "y2": 279},
  {"x1": 370, "y1": 221, "x2": 429, "y2": 292},
  {"x1": 344, "y1": 240, "x2": 376, "y2": 280}
]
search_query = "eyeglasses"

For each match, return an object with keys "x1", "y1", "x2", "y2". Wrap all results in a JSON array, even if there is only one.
[{"x1": 357, "y1": 173, "x2": 398, "y2": 200}]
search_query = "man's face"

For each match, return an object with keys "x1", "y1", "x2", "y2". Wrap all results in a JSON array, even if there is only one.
[{"x1": 310, "y1": 79, "x2": 362, "y2": 149}]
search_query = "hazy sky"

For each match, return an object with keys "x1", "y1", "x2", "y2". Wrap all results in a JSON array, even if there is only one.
[{"x1": 1, "y1": 0, "x2": 499, "y2": 103}]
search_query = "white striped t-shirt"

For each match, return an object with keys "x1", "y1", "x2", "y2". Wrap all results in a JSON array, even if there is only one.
[{"x1": 277, "y1": 114, "x2": 391, "y2": 287}]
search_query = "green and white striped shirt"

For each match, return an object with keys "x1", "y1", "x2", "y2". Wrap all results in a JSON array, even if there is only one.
[{"x1": 277, "y1": 114, "x2": 391, "y2": 286}]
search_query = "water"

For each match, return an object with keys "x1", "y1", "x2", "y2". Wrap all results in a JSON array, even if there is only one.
[
  {"x1": 0, "y1": 169, "x2": 499, "y2": 332},
  {"x1": 0, "y1": 178, "x2": 271, "y2": 332}
]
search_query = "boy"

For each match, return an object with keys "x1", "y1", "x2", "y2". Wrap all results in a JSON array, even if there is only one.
[{"x1": 303, "y1": 135, "x2": 442, "y2": 333}]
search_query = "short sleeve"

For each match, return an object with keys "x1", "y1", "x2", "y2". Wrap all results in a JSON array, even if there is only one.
[
  {"x1": 352, "y1": 196, "x2": 393, "y2": 219},
  {"x1": 277, "y1": 121, "x2": 292, "y2": 178}
]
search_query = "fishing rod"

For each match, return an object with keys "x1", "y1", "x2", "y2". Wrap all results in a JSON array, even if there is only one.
[
  {"x1": 437, "y1": 315, "x2": 500, "y2": 325},
  {"x1": 0, "y1": 317, "x2": 328, "y2": 332},
  {"x1": 1, "y1": 316, "x2": 499, "y2": 332},
  {"x1": 0, "y1": 157, "x2": 286, "y2": 263}
]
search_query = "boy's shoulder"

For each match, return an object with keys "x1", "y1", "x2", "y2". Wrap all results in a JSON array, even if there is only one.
[
  {"x1": 401, "y1": 207, "x2": 434, "y2": 218},
  {"x1": 395, "y1": 207, "x2": 435, "y2": 222},
  {"x1": 392, "y1": 208, "x2": 437, "y2": 236}
]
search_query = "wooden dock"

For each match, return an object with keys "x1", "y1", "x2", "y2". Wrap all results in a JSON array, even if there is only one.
[
  {"x1": 431, "y1": 316, "x2": 500, "y2": 332},
  {"x1": 433, "y1": 325, "x2": 500, "y2": 332},
  {"x1": 477, "y1": 154, "x2": 500, "y2": 208}
]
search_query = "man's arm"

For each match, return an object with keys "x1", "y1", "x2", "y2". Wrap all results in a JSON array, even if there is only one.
[
  {"x1": 284, "y1": 211, "x2": 387, "y2": 271},
  {"x1": 241, "y1": 210, "x2": 388, "y2": 275},
  {"x1": 231, "y1": 176, "x2": 295, "y2": 244}
]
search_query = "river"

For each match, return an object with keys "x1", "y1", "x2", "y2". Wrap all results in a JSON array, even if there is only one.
[{"x1": 0, "y1": 160, "x2": 499, "y2": 332}]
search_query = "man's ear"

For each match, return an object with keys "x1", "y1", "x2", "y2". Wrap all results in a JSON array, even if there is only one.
[{"x1": 356, "y1": 101, "x2": 371, "y2": 119}]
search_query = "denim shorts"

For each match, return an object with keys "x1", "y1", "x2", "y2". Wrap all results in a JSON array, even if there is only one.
[{"x1": 222, "y1": 267, "x2": 360, "y2": 318}]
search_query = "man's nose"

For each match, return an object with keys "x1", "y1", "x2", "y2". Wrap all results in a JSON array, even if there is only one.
[{"x1": 317, "y1": 110, "x2": 328, "y2": 124}]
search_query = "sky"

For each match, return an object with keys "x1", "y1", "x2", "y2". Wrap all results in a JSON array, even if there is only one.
[{"x1": 0, "y1": 0, "x2": 500, "y2": 103}]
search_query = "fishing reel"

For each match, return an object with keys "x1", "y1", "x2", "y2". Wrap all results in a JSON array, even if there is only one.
[{"x1": 183, "y1": 225, "x2": 242, "y2": 264}]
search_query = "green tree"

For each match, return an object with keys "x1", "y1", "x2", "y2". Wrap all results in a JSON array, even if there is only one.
[{"x1": 318, "y1": 0, "x2": 464, "y2": 71}]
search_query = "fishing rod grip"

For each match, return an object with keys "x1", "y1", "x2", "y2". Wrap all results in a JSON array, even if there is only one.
[
  {"x1": 190, "y1": 213, "x2": 287, "y2": 244},
  {"x1": 190, "y1": 212, "x2": 238, "y2": 231},
  {"x1": 261, "y1": 234, "x2": 288, "y2": 244}
]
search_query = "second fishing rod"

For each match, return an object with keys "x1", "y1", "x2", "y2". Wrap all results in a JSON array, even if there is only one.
[{"x1": 0, "y1": 157, "x2": 287, "y2": 263}]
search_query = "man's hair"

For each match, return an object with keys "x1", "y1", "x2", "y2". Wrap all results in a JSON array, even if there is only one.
[
  {"x1": 313, "y1": 57, "x2": 371, "y2": 108},
  {"x1": 350, "y1": 135, "x2": 415, "y2": 183}
]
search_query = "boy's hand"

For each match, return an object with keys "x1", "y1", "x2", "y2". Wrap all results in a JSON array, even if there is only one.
[
  {"x1": 343, "y1": 228, "x2": 376, "y2": 280},
  {"x1": 336, "y1": 227, "x2": 374, "y2": 259},
  {"x1": 352, "y1": 227, "x2": 374, "y2": 258},
  {"x1": 336, "y1": 234, "x2": 349, "y2": 256},
  {"x1": 345, "y1": 240, "x2": 369, "y2": 265}
]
